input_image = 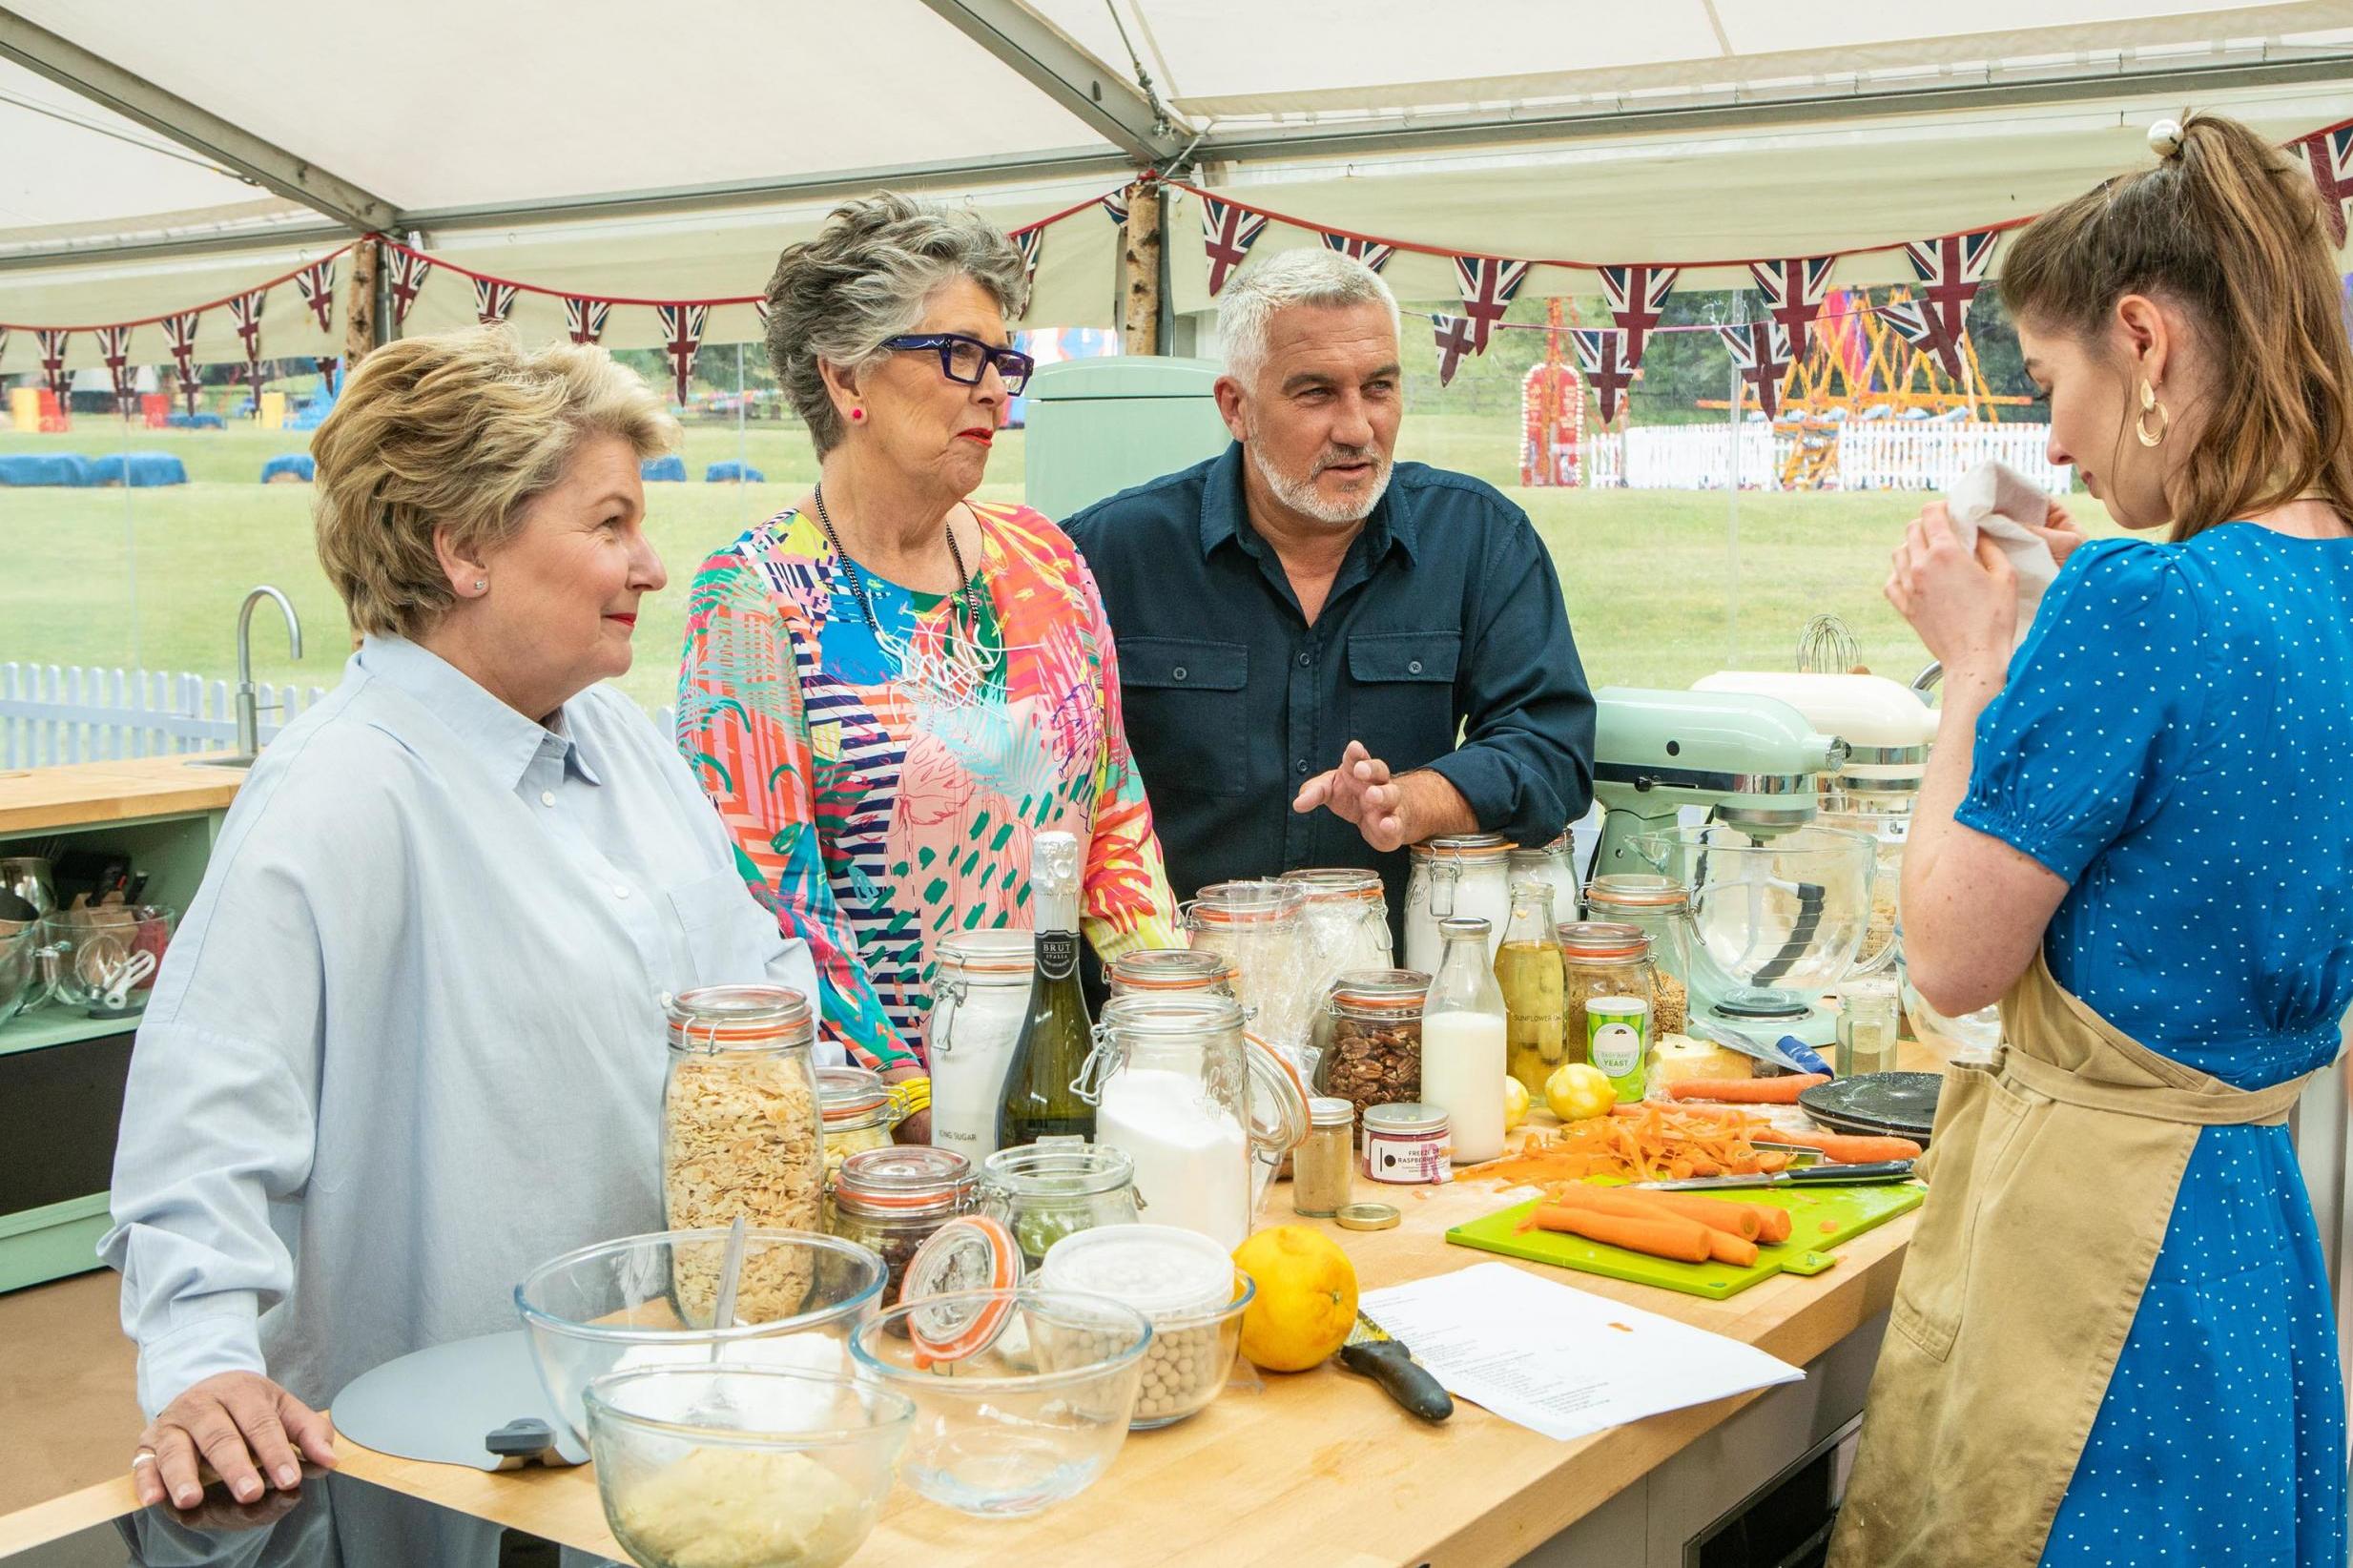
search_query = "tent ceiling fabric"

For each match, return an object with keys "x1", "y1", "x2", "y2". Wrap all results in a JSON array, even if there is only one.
[
  {"x1": 1, "y1": 0, "x2": 2349, "y2": 352},
  {"x1": 1029, "y1": 0, "x2": 2353, "y2": 121}
]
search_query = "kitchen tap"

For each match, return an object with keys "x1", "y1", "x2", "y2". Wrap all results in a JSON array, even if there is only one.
[{"x1": 234, "y1": 586, "x2": 304, "y2": 760}]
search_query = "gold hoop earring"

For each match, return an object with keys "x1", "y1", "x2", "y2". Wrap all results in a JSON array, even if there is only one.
[{"x1": 2136, "y1": 380, "x2": 2168, "y2": 448}]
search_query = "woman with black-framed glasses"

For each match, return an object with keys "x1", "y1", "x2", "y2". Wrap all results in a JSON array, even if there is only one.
[{"x1": 678, "y1": 193, "x2": 1181, "y2": 1113}]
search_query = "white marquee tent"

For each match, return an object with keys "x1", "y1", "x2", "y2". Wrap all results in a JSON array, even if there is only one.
[{"x1": 3, "y1": 0, "x2": 2351, "y2": 371}]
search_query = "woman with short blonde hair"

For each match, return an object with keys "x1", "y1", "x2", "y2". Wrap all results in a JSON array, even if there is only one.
[{"x1": 107, "y1": 328, "x2": 818, "y2": 1515}]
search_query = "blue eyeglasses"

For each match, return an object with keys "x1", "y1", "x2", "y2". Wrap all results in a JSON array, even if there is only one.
[{"x1": 881, "y1": 333, "x2": 1035, "y2": 396}]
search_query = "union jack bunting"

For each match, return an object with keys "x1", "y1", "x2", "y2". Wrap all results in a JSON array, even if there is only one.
[
  {"x1": 473, "y1": 278, "x2": 518, "y2": 326},
  {"x1": 228, "y1": 290, "x2": 267, "y2": 391},
  {"x1": 1101, "y1": 188, "x2": 1131, "y2": 226},
  {"x1": 1599, "y1": 264, "x2": 1679, "y2": 368},
  {"x1": 34, "y1": 329, "x2": 71, "y2": 399},
  {"x1": 0, "y1": 329, "x2": 9, "y2": 381},
  {"x1": 1571, "y1": 327, "x2": 1638, "y2": 424},
  {"x1": 1717, "y1": 320, "x2": 1795, "y2": 420},
  {"x1": 385, "y1": 248, "x2": 432, "y2": 325},
  {"x1": 295, "y1": 258, "x2": 337, "y2": 333},
  {"x1": 658, "y1": 303, "x2": 706, "y2": 405},
  {"x1": 1453, "y1": 255, "x2": 1531, "y2": 354},
  {"x1": 162, "y1": 312, "x2": 202, "y2": 413},
  {"x1": 1745, "y1": 257, "x2": 1837, "y2": 347},
  {"x1": 564, "y1": 297, "x2": 610, "y2": 345},
  {"x1": 753, "y1": 299, "x2": 771, "y2": 330},
  {"x1": 1902, "y1": 228, "x2": 1998, "y2": 377},
  {"x1": 1320, "y1": 231, "x2": 1396, "y2": 273},
  {"x1": 1012, "y1": 226, "x2": 1042, "y2": 285},
  {"x1": 95, "y1": 325, "x2": 136, "y2": 406},
  {"x1": 1200, "y1": 196, "x2": 1269, "y2": 296},
  {"x1": 315, "y1": 358, "x2": 339, "y2": 382},
  {"x1": 1432, "y1": 314, "x2": 1477, "y2": 387},
  {"x1": 1879, "y1": 299, "x2": 1956, "y2": 377},
  {"x1": 2298, "y1": 126, "x2": 2353, "y2": 248}
]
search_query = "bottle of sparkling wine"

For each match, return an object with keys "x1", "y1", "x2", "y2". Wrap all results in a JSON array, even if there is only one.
[{"x1": 995, "y1": 831, "x2": 1096, "y2": 1147}]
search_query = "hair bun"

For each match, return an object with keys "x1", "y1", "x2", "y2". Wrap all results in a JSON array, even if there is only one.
[{"x1": 2148, "y1": 118, "x2": 2185, "y2": 158}]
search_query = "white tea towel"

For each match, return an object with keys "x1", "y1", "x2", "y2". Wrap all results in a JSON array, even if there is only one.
[{"x1": 1945, "y1": 460, "x2": 2060, "y2": 649}]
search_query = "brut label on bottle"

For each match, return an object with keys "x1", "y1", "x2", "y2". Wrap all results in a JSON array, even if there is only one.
[{"x1": 1038, "y1": 930, "x2": 1079, "y2": 982}]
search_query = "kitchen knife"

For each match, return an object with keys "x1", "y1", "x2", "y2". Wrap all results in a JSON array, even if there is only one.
[
  {"x1": 1630, "y1": 1160, "x2": 1915, "y2": 1191},
  {"x1": 1336, "y1": 1309, "x2": 1453, "y2": 1422}
]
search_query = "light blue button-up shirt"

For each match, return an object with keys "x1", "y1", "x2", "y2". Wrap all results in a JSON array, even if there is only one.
[{"x1": 102, "y1": 635, "x2": 822, "y2": 1418}]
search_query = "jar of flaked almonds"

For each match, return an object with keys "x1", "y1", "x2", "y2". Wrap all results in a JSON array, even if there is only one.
[{"x1": 661, "y1": 985, "x2": 824, "y2": 1325}]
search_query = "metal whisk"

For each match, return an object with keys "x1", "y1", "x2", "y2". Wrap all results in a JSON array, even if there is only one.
[{"x1": 1795, "y1": 614, "x2": 1861, "y2": 674}]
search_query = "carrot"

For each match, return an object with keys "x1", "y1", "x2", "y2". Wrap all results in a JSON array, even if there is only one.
[
  {"x1": 1537, "y1": 1184, "x2": 1759, "y2": 1242},
  {"x1": 1521, "y1": 1204, "x2": 1714, "y2": 1264},
  {"x1": 1769, "y1": 1128, "x2": 1923, "y2": 1164},
  {"x1": 1664, "y1": 1074, "x2": 1828, "y2": 1104},
  {"x1": 1704, "y1": 1229, "x2": 1760, "y2": 1268},
  {"x1": 1628, "y1": 1190, "x2": 1765, "y2": 1242},
  {"x1": 1754, "y1": 1207, "x2": 1794, "y2": 1245}
]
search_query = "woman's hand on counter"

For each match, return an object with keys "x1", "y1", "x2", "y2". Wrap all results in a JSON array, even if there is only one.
[{"x1": 133, "y1": 1371, "x2": 337, "y2": 1512}]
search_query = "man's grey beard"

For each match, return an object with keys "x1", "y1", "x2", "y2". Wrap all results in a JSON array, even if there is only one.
[{"x1": 1246, "y1": 430, "x2": 1393, "y2": 526}]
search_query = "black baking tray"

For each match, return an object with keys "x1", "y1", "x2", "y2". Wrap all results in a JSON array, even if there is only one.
[{"x1": 1800, "y1": 1070, "x2": 1942, "y2": 1145}]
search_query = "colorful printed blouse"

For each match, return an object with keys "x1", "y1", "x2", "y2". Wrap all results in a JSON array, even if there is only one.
[{"x1": 678, "y1": 502, "x2": 1180, "y2": 1068}]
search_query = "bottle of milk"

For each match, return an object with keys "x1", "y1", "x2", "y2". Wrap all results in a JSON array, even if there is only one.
[{"x1": 1420, "y1": 916, "x2": 1509, "y2": 1165}]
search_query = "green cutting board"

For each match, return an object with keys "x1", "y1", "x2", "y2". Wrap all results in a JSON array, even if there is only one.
[{"x1": 1445, "y1": 1182, "x2": 1927, "y2": 1301}]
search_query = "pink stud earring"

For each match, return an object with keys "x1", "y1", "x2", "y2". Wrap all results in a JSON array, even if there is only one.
[{"x1": 850, "y1": 407, "x2": 865, "y2": 423}]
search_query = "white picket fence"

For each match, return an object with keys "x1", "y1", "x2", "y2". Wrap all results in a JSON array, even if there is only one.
[
  {"x1": 0, "y1": 663, "x2": 329, "y2": 768},
  {"x1": 1586, "y1": 421, "x2": 2072, "y2": 494}
]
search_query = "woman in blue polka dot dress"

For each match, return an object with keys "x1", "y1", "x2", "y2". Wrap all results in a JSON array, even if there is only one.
[{"x1": 1830, "y1": 114, "x2": 2353, "y2": 1568}]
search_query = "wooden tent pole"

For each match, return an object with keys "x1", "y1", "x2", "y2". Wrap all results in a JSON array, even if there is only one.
[
  {"x1": 342, "y1": 237, "x2": 381, "y2": 367},
  {"x1": 1119, "y1": 180, "x2": 1163, "y2": 357}
]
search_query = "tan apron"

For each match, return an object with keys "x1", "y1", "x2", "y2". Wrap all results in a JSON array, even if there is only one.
[{"x1": 1827, "y1": 949, "x2": 2316, "y2": 1568}]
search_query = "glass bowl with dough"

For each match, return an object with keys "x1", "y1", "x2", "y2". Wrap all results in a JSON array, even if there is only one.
[{"x1": 584, "y1": 1365, "x2": 913, "y2": 1568}]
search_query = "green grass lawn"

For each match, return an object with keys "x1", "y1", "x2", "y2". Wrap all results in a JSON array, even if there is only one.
[{"x1": 0, "y1": 412, "x2": 1999, "y2": 716}]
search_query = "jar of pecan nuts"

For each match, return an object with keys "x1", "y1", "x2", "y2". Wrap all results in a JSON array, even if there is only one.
[{"x1": 1318, "y1": 968, "x2": 1429, "y2": 1141}]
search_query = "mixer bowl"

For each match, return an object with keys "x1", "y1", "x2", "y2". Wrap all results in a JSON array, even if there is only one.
[{"x1": 1632, "y1": 825, "x2": 1877, "y2": 1015}]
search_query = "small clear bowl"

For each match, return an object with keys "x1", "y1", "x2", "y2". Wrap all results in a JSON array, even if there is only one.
[
  {"x1": 36, "y1": 903, "x2": 175, "y2": 1016},
  {"x1": 584, "y1": 1366, "x2": 913, "y2": 1568},
  {"x1": 0, "y1": 921, "x2": 41, "y2": 1029},
  {"x1": 1128, "y1": 1274, "x2": 1254, "y2": 1430},
  {"x1": 516, "y1": 1229, "x2": 885, "y2": 1446},
  {"x1": 849, "y1": 1289, "x2": 1151, "y2": 1517}
]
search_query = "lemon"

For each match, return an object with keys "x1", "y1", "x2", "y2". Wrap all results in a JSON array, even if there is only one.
[
  {"x1": 1502, "y1": 1076, "x2": 1531, "y2": 1131},
  {"x1": 1231, "y1": 1226, "x2": 1359, "y2": 1372},
  {"x1": 1545, "y1": 1062, "x2": 1617, "y2": 1123}
]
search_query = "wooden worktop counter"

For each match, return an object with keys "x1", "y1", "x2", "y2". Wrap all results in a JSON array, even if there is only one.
[
  {"x1": 0, "y1": 754, "x2": 245, "y2": 836},
  {"x1": 3, "y1": 1110, "x2": 1933, "y2": 1567}
]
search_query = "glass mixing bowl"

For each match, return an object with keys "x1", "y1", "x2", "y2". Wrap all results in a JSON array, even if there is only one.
[
  {"x1": 516, "y1": 1229, "x2": 885, "y2": 1446},
  {"x1": 1633, "y1": 824, "x2": 1877, "y2": 1017},
  {"x1": 849, "y1": 1288, "x2": 1150, "y2": 1517},
  {"x1": 585, "y1": 1366, "x2": 912, "y2": 1568}
]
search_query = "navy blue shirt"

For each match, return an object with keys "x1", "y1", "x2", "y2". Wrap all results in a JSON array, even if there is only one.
[{"x1": 1063, "y1": 443, "x2": 1596, "y2": 919}]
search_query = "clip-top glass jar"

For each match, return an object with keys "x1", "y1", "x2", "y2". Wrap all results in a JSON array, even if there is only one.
[
  {"x1": 980, "y1": 1136, "x2": 1140, "y2": 1270},
  {"x1": 1507, "y1": 836, "x2": 1579, "y2": 925},
  {"x1": 827, "y1": 1145, "x2": 979, "y2": 1306},
  {"x1": 1403, "y1": 834, "x2": 1513, "y2": 977},
  {"x1": 1555, "y1": 922, "x2": 1656, "y2": 1067},
  {"x1": 817, "y1": 1065, "x2": 907, "y2": 1184},
  {"x1": 661, "y1": 984, "x2": 825, "y2": 1323},
  {"x1": 927, "y1": 929, "x2": 1034, "y2": 1164},
  {"x1": 1184, "y1": 879, "x2": 1313, "y2": 1055},
  {"x1": 1078, "y1": 994, "x2": 1257, "y2": 1252},
  {"x1": 1319, "y1": 968, "x2": 1428, "y2": 1138},
  {"x1": 1581, "y1": 876, "x2": 1692, "y2": 1036},
  {"x1": 1105, "y1": 948, "x2": 1238, "y2": 1001},
  {"x1": 1281, "y1": 867, "x2": 1395, "y2": 976}
]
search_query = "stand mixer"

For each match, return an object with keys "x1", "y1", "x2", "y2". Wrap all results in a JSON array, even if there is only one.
[{"x1": 1590, "y1": 689, "x2": 1874, "y2": 1051}]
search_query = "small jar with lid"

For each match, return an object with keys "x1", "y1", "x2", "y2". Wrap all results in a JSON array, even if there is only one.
[
  {"x1": 1361, "y1": 1103, "x2": 1451, "y2": 1185},
  {"x1": 1281, "y1": 867, "x2": 1395, "y2": 976},
  {"x1": 1184, "y1": 879, "x2": 1313, "y2": 1055},
  {"x1": 980, "y1": 1136, "x2": 1141, "y2": 1271},
  {"x1": 1403, "y1": 835, "x2": 1513, "y2": 977},
  {"x1": 816, "y1": 1064, "x2": 907, "y2": 1184},
  {"x1": 1555, "y1": 922, "x2": 1656, "y2": 1068},
  {"x1": 1319, "y1": 968, "x2": 1428, "y2": 1139},
  {"x1": 827, "y1": 1145, "x2": 978, "y2": 1305},
  {"x1": 660, "y1": 984, "x2": 824, "y2": 1324},
  {"x1": 1105, "y1": 947, "x2": 1238, "y2": 1001},
  {"x1": 927, "y1": 929, "x2": 1034, "y2": 1164},
  {"x1": 1292, "y1": 1098, "x2": 1356, "y2": 1217},
  {"x1": 1581, "y1": 876, "x2": 1692, "y2": 1035}
]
